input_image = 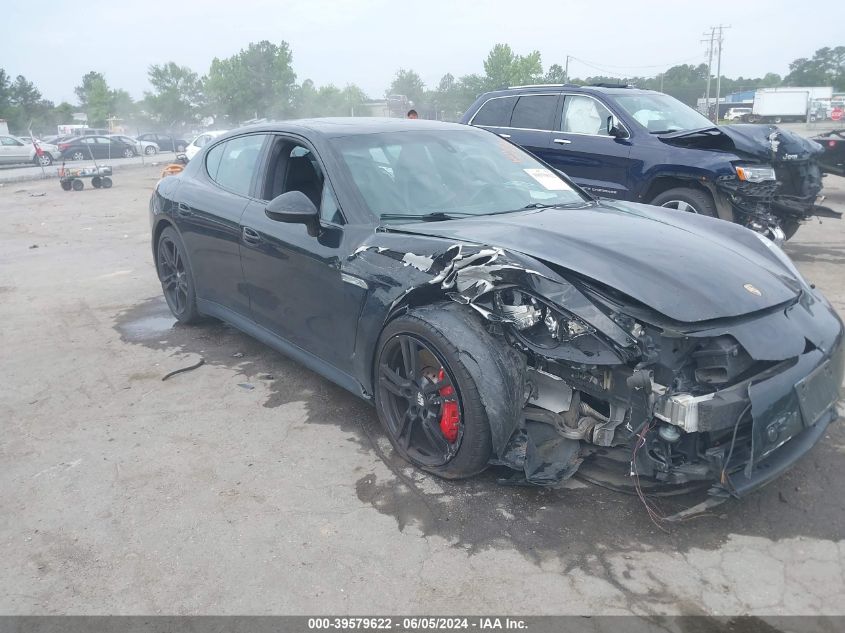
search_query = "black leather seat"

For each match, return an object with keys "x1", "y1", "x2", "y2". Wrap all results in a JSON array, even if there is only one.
[{"x1": 285, "y1": 156, "x2": 323, "y2": 207}]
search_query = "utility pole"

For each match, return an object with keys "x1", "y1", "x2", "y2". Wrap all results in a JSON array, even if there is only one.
[
  {"x1": 702, "y1": 27, "x2": 715, "y2": 118},
  {"x1": 713, "y1": 24, "x2": 731, "y2": 122},
  {"x1": 563, "y1": 55, "x2": 571, "y2": 84}
]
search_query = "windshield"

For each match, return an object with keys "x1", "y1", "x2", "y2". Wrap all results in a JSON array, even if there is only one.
[
  {"x1": 614, "y1": 93, "x2": 713, "y2": 133},
  {"x1": 330, "y1": 129, "x2": 588, "y2": 222}
]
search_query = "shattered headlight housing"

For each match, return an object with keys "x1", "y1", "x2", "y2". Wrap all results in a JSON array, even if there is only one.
[
  {"x1": 734, "y1": 164, "x2": 776, "y2": 183},
  {"x1": 492, "y1": 288, "x2": 594, "y2": 348}
]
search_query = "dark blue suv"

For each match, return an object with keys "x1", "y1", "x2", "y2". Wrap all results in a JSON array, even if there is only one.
[{"x1": 462, "y1": 85, "x2": 839, "y2": 240}]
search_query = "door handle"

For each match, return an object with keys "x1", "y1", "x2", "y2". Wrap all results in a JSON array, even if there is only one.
[
  {"x1": 242, "y1": 226, "x2": 262, "y2": 245},
  {"x1": 553, "y1": 138, "x2": 572, "y2": 145},
  {"x1": 177, "y1": 202, "x2": 193, "y2": 216},
  {"x1": 499, "y1": 133, "x2": 511, "y2": 138}
]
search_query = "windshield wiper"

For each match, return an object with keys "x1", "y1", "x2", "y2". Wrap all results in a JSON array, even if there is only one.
[{"x1": 379, "y1": 211, "x2": 473, "y2": 222}]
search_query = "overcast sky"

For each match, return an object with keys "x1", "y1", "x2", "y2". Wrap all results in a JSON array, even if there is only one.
[{"x1": 2, "y1": 0, "x2": 836, "y2": 104}]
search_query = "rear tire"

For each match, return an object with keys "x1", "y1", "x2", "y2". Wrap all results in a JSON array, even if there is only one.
[
  {"x1": 71, "y1": 179, "x2": 83, "y2": 191},
  {"x1": 651, "y1": 187, "x2": 718, "y2": 218},
  {"x1": 156, "y1": 226, "x2": 201, "y2": 324},
  {"x1": 70, "y1": 150, "x2": 85, "y2": 161},
  {"x1": 101, "y1": 176, "x2": 112, "y2": 188},
  {"x1": 374, "y1": 307, "x2": 494, "y2": 479},
  {"x1": 145, "y1": 145, "x2": 157, "y2": 155}
]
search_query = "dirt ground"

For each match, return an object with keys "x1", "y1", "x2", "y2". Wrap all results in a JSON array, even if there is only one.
[{"x1": 1, "y1": 166, "x2": 845, "y2": 615}]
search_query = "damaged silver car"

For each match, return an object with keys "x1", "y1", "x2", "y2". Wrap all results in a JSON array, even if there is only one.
[{"x1": 149, "y1": 119, "x2": 844, "y2": 510}]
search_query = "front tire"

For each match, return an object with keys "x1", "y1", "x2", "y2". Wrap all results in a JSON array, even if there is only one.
[
  {"x1": 123, "y1": 148, "x2": 135, "y2": 158},
  {"x1": 35, "y1": 154, "x2": 53, "y2": 166},
  {"x1": 145, "y1": 145, "x2": 157, "y2": 155},
  {"x1": 156, "y1": 226, "x2": 200, "y2": 324},
  {"x1": 374, "y1": 308, "x2": 493, "y2": 479},
  {"x1": 651, "y1": 187, "x2": 718, "y2": 218},
  {"x1": 70, "y1": 150, "x2": 85, "y2": 161}
]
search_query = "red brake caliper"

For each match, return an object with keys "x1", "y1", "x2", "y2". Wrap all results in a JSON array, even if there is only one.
[{"x1": 437, "y1": 369, "x2": 460, "y2": 443}]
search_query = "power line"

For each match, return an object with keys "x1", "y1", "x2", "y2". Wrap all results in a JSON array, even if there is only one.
[{"x1": 568, "y1": 54, "x2": 704, "y2": 72}]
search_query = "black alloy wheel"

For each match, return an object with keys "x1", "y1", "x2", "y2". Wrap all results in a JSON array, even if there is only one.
[
  {"x1": 156, "y1": 227, "x2": 199, "y2": 323},
  {"x1": 377, "y1": 334, "x2": 463, "y2": 468}
]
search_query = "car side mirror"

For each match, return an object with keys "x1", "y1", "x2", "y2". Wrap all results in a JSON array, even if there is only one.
[
  {"x1": 265, "y1": 190, "x2": 320, "y2": 236},
  {"x1": 606, "y1": 115, "x2": 628, "y2": 139},
  {"x1": 175, "y1": 153, "x2": 188, "y2": 164}
]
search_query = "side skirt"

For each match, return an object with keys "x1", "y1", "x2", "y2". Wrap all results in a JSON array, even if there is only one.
[{"x1": 196, "y1": 298, "x2": 371, "y2": 402}]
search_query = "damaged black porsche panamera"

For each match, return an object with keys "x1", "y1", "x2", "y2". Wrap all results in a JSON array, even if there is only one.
[{"x1": 150, "y1": 118, "x2": 844, "y2": 510}]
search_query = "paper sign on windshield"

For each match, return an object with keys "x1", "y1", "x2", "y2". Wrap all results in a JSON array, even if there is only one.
[{"x1": 523, "y1": 168, "x2": 571, "y2": 191}]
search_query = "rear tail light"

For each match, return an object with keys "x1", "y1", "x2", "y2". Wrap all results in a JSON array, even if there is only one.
[{"x1": 58, "y1": 143, "x2": 70, "y2": 151}]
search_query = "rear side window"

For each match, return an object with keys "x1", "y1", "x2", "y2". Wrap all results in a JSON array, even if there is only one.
[
  {"x1": 510, "y1": 95, "x2": 558, "y2": 130},
  {"x1": 471, "y1": 97, "x2": 516, "y2": 127},
  {"x1": 206, "y1": 134, "x2": 267, "y2": 196}
]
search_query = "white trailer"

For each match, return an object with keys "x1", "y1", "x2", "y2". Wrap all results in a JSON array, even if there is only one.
[{"x1": 750, "y1": 89, "x2": 809, "y2": 123}]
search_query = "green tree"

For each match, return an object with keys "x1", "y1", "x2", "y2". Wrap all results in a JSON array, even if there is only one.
[
  {"x1": 784, "y1": 46, "x2": 845, "y2": 90},
  {"x1": 387, "y1": 69, "x2": 426, "y2": 106},
  {"x1": 205, "y1": 40, "x2": 297, "y2": 123},
  {"x1": 544, "y1": 63, "x2": 566, "y2": 84},
  {"x1": 144, "y1": 62, "x2": 204, "y2": 127},
  {"x1": 483, "y1": 43, "x2": 542, "y2": 89},
  {"x1": 74, "y1": 71, "x2": 115, "y2": 127},
  {"x1": 0, "y1": 68, "x2": 11, "y2": 114},
  {"x1": 294, "y1": 80, "x2": 368, "y2": 117}
]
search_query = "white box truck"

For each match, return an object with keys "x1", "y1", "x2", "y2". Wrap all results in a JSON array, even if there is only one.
[
  {"x1": 749, "y1": 87, "x2": 834, "y2": 123},
  {"x1": 750, "y1": 89, "x2": 810, "y2": 123}
]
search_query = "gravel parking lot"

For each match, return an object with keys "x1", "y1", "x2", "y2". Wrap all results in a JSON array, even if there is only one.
[{"x1": 1, "y1": 166, "x2": 844, "y2": 615}]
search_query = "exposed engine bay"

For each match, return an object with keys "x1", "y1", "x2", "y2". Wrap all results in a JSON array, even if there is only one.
[{"x1": 349, "y1": 221, "x2": 845, "y2": 515}]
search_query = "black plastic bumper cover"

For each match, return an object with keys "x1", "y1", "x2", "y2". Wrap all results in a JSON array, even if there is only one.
[{"x1": 718, "y1": 407, "x2": 835, "y2": 497}]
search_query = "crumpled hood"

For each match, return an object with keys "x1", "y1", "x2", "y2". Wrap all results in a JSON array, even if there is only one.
[
  {"x1": 391, "y1": 203, "x2": 801, "y2": 323},
  {"x1": 659, "y1": 124, "x2": 823, "y2": 163}
]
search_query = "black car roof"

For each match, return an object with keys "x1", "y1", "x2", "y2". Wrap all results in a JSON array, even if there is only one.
[
  {"x1": 220, "y1": 117, "x2": 472, "y2": 141},
  {"x1": 476, "y1": 85, "x2": 655, "y2": 98}
]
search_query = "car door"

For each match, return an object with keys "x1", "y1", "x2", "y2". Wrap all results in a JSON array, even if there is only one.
[
  {"x1": 544, "y1": 93, "x2": 633, "y2": 199},
  {"x1": 78, "y1": 137, "x2": 98, "y2": 160},
  {"x1": 468, "y1": 95, "x2": 518, "y2": 140},
  {"x1": 0, "y1": 135, "x2": 30, "y2": 163},
  {"x1": 175, "y1": 133, "x2": 270, "y2": 316},
  {"x1": 502, "y1": 93, "x2": 562, "y2": 164},
  {"x1": 238, "y1": 135, "x2": 367, "y2": 372},
  {"x1": 93, "y1": 136, "x2": 113, "y2": 158}
]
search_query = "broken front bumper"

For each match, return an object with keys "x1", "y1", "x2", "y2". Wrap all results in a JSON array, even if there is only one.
[{"x1": 712, "y1": 340, "x2": 843, "y2": 498}]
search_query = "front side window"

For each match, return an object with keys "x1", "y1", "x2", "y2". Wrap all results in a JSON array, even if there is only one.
[
  {"x1": 561, "y1": 95, "x2": 612, "y2": 136},
  {"x1": 471, "y1": 96, "x2": 517, "y2": 127},
  {"x1": 331, "y1": 129, "x2": 588, "y2": 222},
  {"x1": 207, "y1": 134, "x2": 267, "y2": 196},
  {"x1": 510, "y1": 95, "x2": 558, "y2": 131}
]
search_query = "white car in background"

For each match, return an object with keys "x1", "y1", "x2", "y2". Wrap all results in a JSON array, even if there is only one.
[
  {"x1": 724, "y1": 107, "x2": 752, "y2": 121},
  {"x1": 185, "y1": 130, "x2": 228, "y2": 160},
  {"x1": 0, "y1": 135, "x2": 60, "y2": 166},
  {"x1": 108, "y1": 134, "x2": 159, "y2": 156}
]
